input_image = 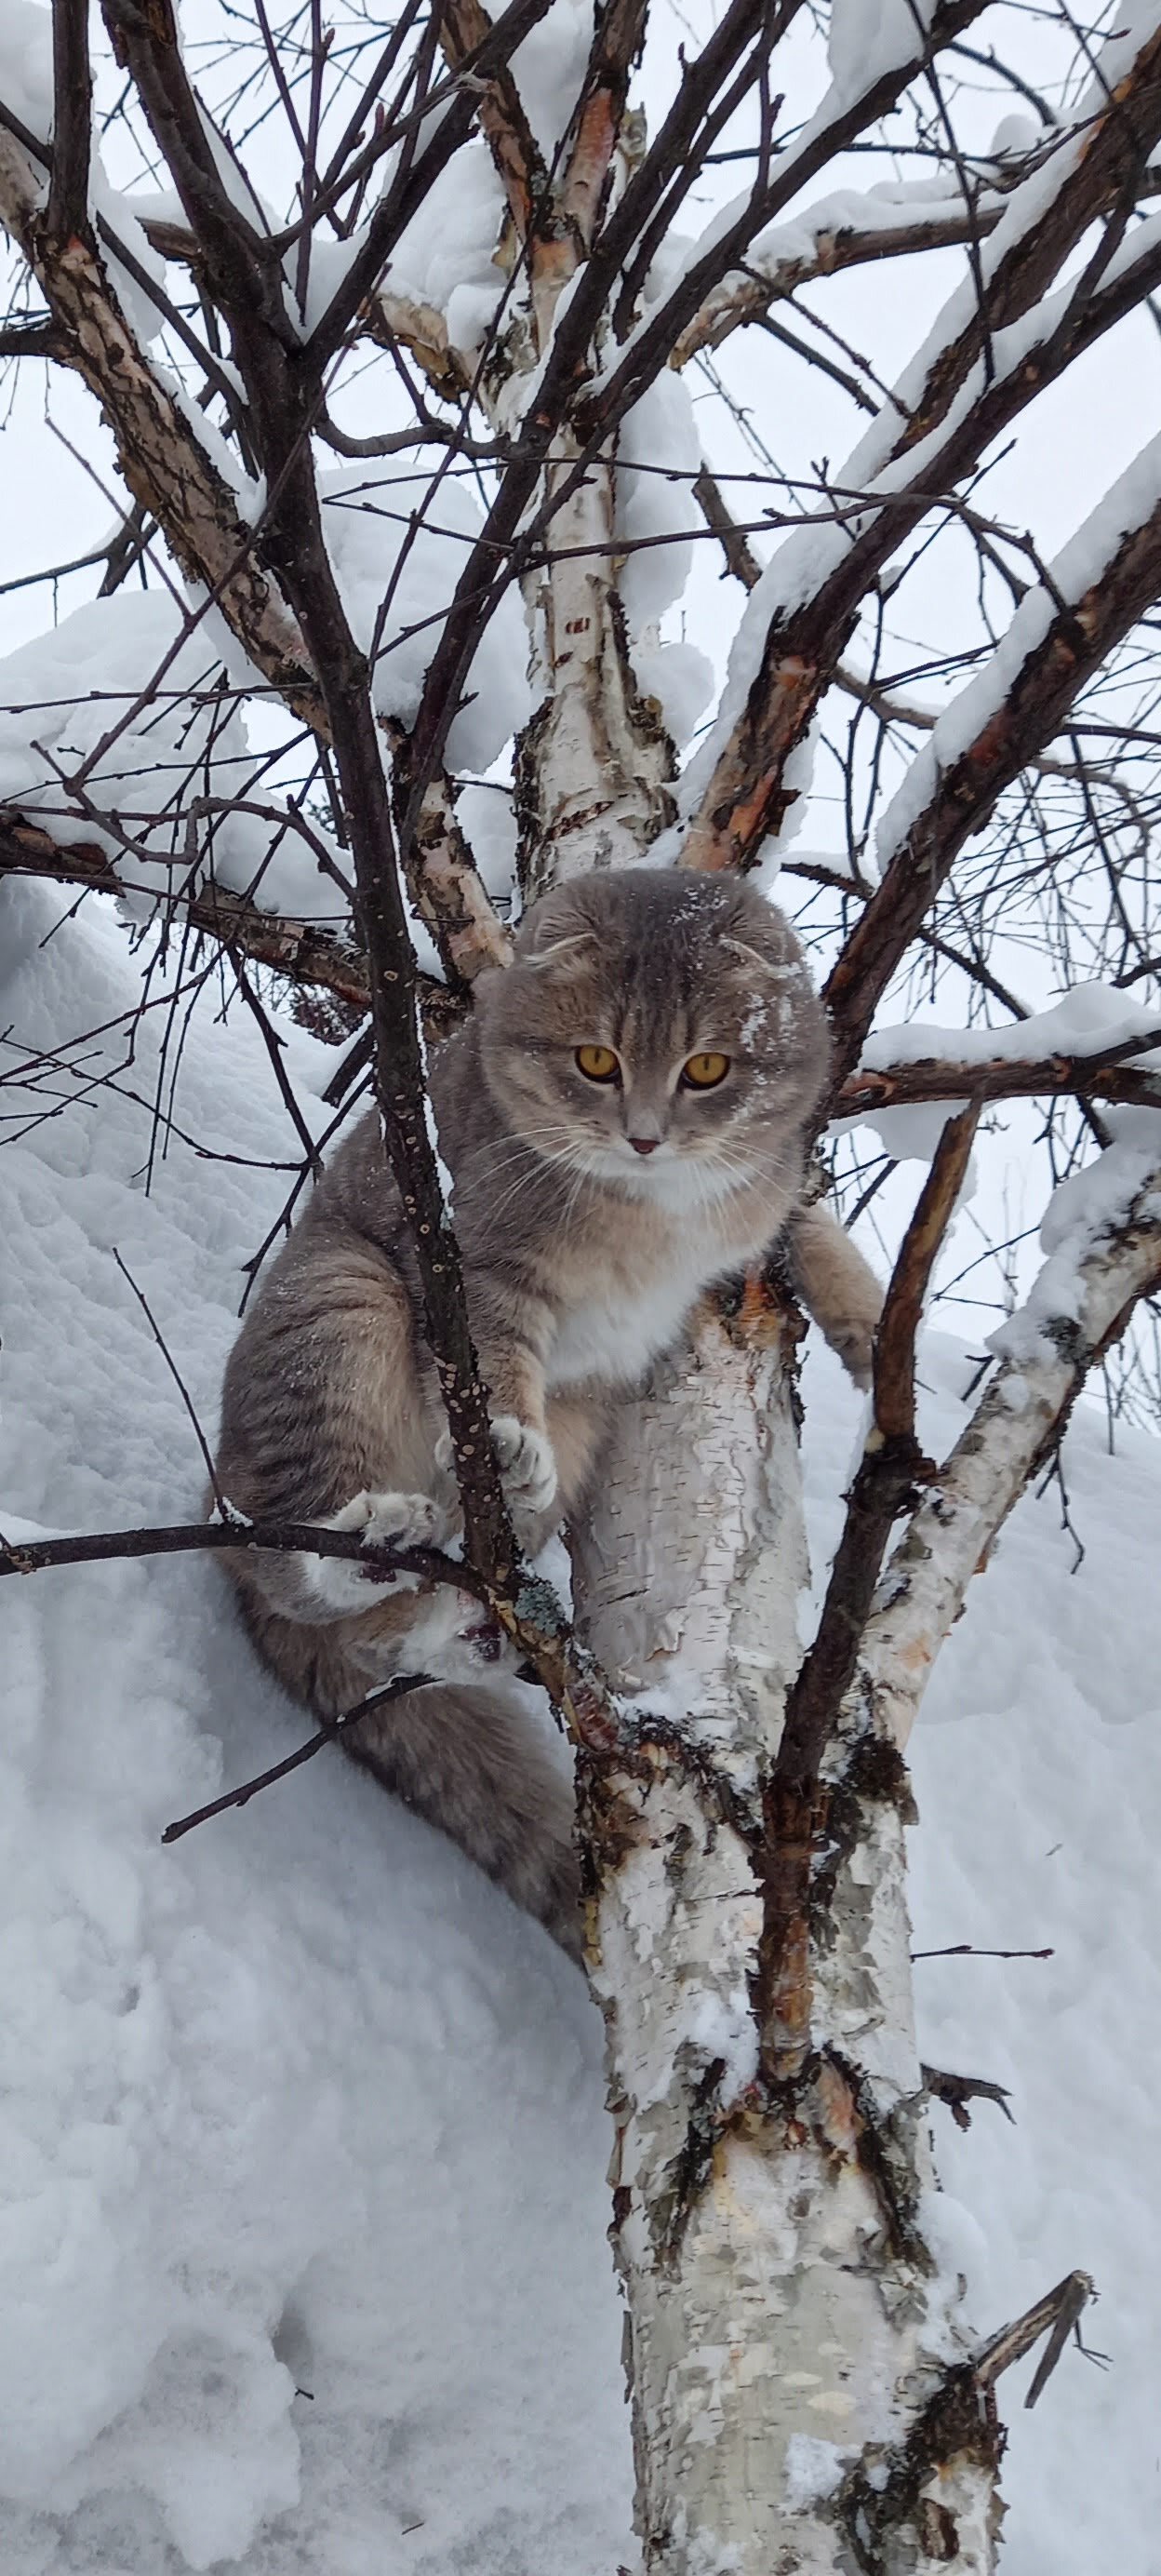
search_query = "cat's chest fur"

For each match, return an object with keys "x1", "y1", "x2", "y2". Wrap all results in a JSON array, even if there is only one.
[
  {"x1": 546, "y1": 1260, "x2": 701, "y2": 1389},
  {"x1": 542, "y1": 1189, "x2": 766, "y2": 1392}
]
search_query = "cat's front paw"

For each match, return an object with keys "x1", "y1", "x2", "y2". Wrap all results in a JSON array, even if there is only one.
[
  {"x1": 489, "y1": 1416, "x2": 558, "y2": 1525},
  {"x1": 434, "y1": 1419, "x2": 558, "y2": 1531},
  {"x1": 830, "y1": 1321, "x2": 876, "y2": 1393},
  {"x1": 309, "y1": 1487, "x2": 445, "y2": 1608}
]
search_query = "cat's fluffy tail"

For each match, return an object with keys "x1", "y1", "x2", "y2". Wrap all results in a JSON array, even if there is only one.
[
  {"x1": 341, "y1": 1680, "x2": 582, "y2": 1961},
  {"x1": 225, "y1": 1565, "x2": 582, "y2": 1959}
]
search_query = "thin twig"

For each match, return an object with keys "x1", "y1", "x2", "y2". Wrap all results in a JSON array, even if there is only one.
[
  {"x1": 162, "y1": 1670, "x2": 438, "y2": 1843},
  {"x1": 912, "y1": 1941, "x2": 1055, "y2": 1961},
  {"x1": 112, "y1": 1249, "x2": 230, "y2": 1515}
]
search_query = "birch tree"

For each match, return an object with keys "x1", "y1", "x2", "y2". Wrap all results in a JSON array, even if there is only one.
[{"x1": 2, "y1": 1, "x2": 1161, "y2": 2569}]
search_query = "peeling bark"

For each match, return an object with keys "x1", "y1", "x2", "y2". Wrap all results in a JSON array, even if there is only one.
[
  {"x1": 516, "y1": 449, "x2": 674, "y2": 895},
  {"x1": 0, "y1": 129, "x2": 321, "y2": 733}
]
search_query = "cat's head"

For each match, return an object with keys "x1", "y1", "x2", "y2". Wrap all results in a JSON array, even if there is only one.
[{"x1": 474, "y1": 868, "x2": 828, "y2": 1202}]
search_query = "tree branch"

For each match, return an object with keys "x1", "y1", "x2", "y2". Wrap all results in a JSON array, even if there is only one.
[
  {"x1": 756, "y1": 1104, "x2": 981, "y2": 2078},
  {"x1": 160, "y1": 1671, "x2": 439, "y2": 1843},
  {"x1": 680, "y1": 23, "x2": 1161, "y2": 878},
  {"x1": 0, "y1": 1512, "x2": 480, "y2": 1590},
  {"x1": 838, "y1": 1039, "x2": 1161, "y2": 1118},
  {"x1": 436, "y1": 0, "x2": 547, "y2": 244},
  {"x1": 672, "y1": 187, "x2": 1011, "y2": 370},
  {"x1": 851, "y1": 1158, "x2": 1161, "y2": 1759},
  {"x1": 822, "y1": 489, "x2": 1161, "y2": 1090},
  {"x1": 0, "y1": 124, "x2": 321, "y2": 729},
  {"x1": 47, "y1": 0, "x2": 93, "y2": 249}
]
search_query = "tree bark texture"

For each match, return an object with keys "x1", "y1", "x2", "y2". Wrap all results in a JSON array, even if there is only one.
[{"x1": 572, "y1": 1291, "x2": 1005, "y2": 2574}]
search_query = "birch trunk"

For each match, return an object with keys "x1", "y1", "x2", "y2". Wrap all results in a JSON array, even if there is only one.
[
  {"x1": 571, "y1": 1291, "x2": 999, "y2": 2575},
  {"x1": 514, "y1": 373, "x2": 1002, "y2": 2569},
  {"x1": 518, "y1": 447, "x2": 674, "y2": 896}
]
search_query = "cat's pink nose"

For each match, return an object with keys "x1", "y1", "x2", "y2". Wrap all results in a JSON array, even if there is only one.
[{"x1": 629, "y1": 1136, "x2": 660, "y2": 1156}]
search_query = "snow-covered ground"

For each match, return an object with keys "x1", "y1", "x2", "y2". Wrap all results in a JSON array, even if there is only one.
[{"x1": 1, "y1": 879, "x2": 1158, "y2": 2575}]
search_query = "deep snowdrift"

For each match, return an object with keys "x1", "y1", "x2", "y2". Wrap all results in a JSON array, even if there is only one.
[{"x1": 1, "y1": 879, "x2": 1157, "y2": 2575}]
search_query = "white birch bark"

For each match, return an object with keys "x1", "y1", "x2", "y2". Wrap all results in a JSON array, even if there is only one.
[
  {"x1": 568, "y1": 1154, "x2": 1161, "y2": 2572},
  {"x1": 518, "y1": 447, "x2": 675, "y2": 896},
  {"x1": 572, "y1": 1298, "x2": 994, "y2": 2576}
]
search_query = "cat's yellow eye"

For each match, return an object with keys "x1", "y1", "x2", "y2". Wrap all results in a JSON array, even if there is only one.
[
  {"x1": 681, "y1": 1052, "x2": 730, "y2": 1090},
  {"x1": 575, "y1": 1044, "x2": 621, "y2": 1083}
]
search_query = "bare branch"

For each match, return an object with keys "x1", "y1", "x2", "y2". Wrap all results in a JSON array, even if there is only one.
[
  {"x1": 47, "y1": 0, "x2": 93, "y2": 249},
  {"x1": 756, "y1": 1104, "x2": 981, "y2": 2078},
  {"x1": 161, "y1": 1672, "x2": 439, "y2": 1844},
  {"x1": 823, "y1": 490, "x2": 1161, "y2": 1089}
]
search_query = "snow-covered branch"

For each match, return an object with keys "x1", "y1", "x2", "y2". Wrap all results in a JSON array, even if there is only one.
[
  {"x1": 854, "y1": 1141, "x2": 1161, "y2": 1758},
  {"x1": 671, "y1": 180, "x2": 1014, "y2": 370},
  {"x1": 0, "y1": 119, "x2": 321, "y2": 729},
  {"x1": 679, "y1": 10, "x2": 1161, "y2": 878},
  {"x1": 823, "y1": 440, "x2": 1161, "y2": 1082}
]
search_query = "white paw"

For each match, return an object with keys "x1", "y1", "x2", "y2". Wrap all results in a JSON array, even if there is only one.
[
  {"x1": 829, "y1": 1322, "x2": 876, "y2": 1392},
  {"x1": 309, "y1": 1488, "x2": 442, "y2": 1608},
  {"x1": 489, "y1": 1416, "x2": 558, "y2": 1519}
]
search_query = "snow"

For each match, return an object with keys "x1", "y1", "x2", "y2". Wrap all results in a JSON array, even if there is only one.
[
  {"x1": 861, "y1": 986, "x2": 1161, "y2": 1072},
  {"x1": 782, "y1": 2433, "x2": 846, "y2": 2508},
  {"x1": 322, "y1": 144, "x2": 507, "y2": 358},
  {"x1": 1, "y1": 881, "x2": 1159, "y2": 2573},
  {"x1": 0, "y1": 0, "x2": 53, "y2": 146},
  {"x1": 0, "y1": 551, "x2": 527, "y2": 933},
  {"x1": 827, "y1": 1, "x2": 939, "y2": 105},
  {"x1": 615, "y1": 373, "x2": 701, "y2": 631},
  {"x1": 629, "y1": 634, "x2": 714, "y2": 750},
  {"x1": 991, "y1": 1110, "x2": 1161, "y2": 1364},
  {"x1": 453, "y1": 781, "x2": 518, "y2": 910},
  {"x1": 845, "y1": 986, "x2": 1161, "y2": 1164},
  {"x1": 320, "y1": 462, "x2": 532, "y2": 772},
  {"x1": 0, "y1": 592, "x2": 353, "y2": 922},
  {"x1": 510, "y1": 0, "x2": 594, "y2": 161},
  {"x1": 855, "y1": 1099, "x2": 969, "y2": 1168},
  {"x1": 0, "y1": 879, "x2": 623, "y2": 2574},
  {"x1": 608, "y1": 374, "x2": 716, "y2": 746}
]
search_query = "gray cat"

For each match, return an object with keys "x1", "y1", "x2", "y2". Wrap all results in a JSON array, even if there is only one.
[{"x1": 213, "y1": 868, "x2": 881, "y2": 1956}]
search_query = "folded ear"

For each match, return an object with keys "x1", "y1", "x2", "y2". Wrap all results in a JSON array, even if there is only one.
[
  {"x1": 514, "y1": 886, "x2": 601, "y2": 966},
  {"x1": 722, "y1": 933, "x2": 805, "y2": 982},
  {"x1": 523, "y1": 932, "x2": 598, "y2": 971}
]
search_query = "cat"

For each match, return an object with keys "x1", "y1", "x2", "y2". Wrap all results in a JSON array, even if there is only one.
[{"x1": 212, "y1": 867, "x2": 882, "y2": 1958}]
